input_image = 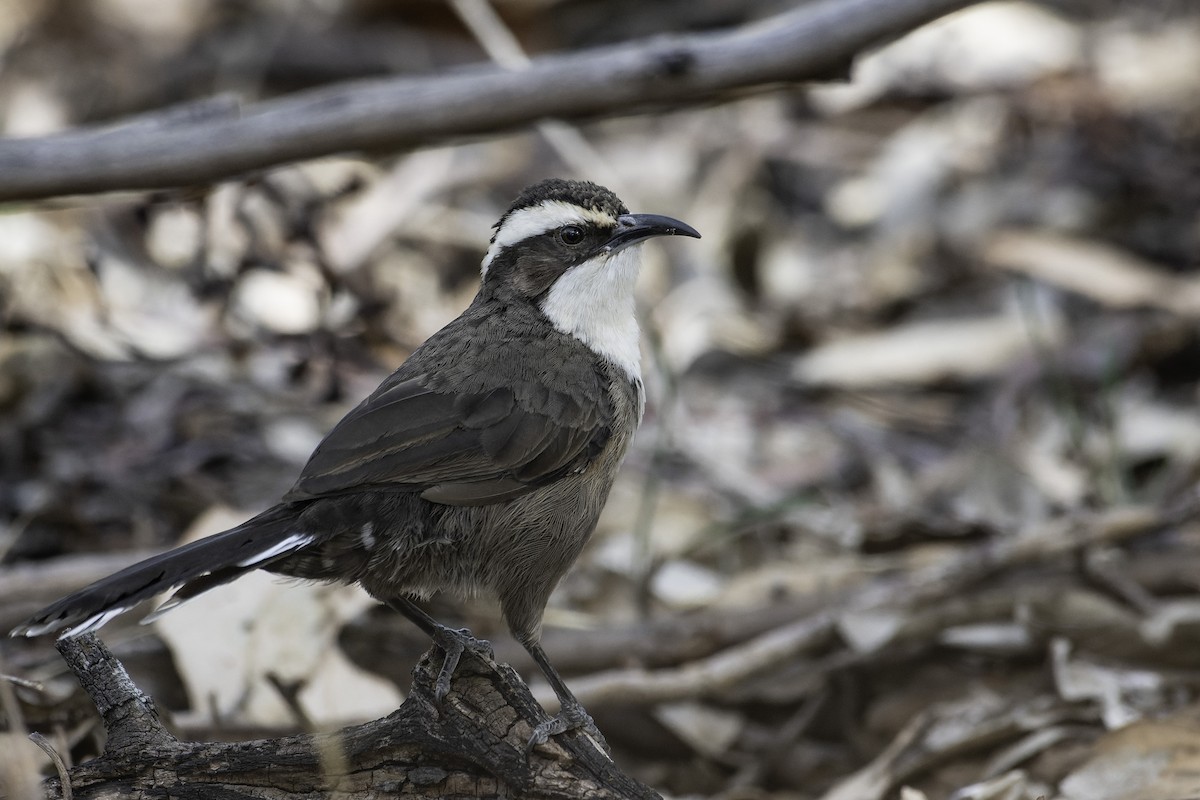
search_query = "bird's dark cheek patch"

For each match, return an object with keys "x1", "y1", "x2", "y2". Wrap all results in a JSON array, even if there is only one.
[
  {"x1": 495, "y1": 227, "x2": 612, "y2": 298},
  {"x1": 512, "y1": 254, "x2": 569, "y2": 297}
]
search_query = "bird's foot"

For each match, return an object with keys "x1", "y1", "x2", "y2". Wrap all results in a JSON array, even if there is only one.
[
  {"x1": 428, "y1": 625, "x2": 493, "y2": 703},
  {"x1": 527, "y1": 699, "x2": 611, "y2": 757}
]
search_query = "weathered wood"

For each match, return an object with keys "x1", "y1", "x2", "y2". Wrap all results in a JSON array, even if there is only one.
[
  {"x1": 44, "y1": 634, "x2": 658, "y2": 800},
  {"x1": 0, "y1": 0, "x2": 982, "y2": 202}
]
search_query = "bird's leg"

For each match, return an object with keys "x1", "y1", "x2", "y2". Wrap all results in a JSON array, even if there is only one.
[
  {"x1": 523, "y1": 639, "x2": 611, "y2": 757},
  {"x1": 384, "y1": 596, "x2": 493, "y2": 703}
]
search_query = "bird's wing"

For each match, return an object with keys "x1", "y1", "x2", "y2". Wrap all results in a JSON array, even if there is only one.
[{"x1": 283, "y1": 375, "x2": 610, "y2": 506}]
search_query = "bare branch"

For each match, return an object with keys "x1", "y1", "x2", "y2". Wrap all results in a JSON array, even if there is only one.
[
  {"x1": 0, "y1": 0, "x2": 980, "y2": 203},
  {"x1": 45, "y1": 636, "x2": 658, "y2": 799},
  {"x1": 558, "y1": 506, "x2": 1162, "y2": 708},
  {"x1": 54, "y1": 634, "x2": 175, "y2": 755}
]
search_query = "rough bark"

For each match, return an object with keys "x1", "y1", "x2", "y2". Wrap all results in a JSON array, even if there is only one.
[{"x1": 42, "y1": 634, "x2": 658, "y2": 800}]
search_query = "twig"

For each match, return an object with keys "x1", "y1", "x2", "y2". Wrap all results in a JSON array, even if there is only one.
[
  {"x1": 817, "y1": 710, "x2": 933, "y2": 800},
  {"x1": 29, "y1": 733, "x2": 73, "y2": 800},
  {"x1": 0, "y1": 0, "x2": 982, "y2": 203},
  {"x1": 264, "y1": 672, "x2": 314, "y2": 732},
  {"x1": 448, "y1": 0, "x2": 625, "y2": 192},
  {"x1": 554, "y1": 506, "x2": 1162, "y2": 708},
  {"x1": 729, "y1": 687, "x2": 827, "y2": 789},
  {"x1": 2, "y1": 673, "x2": 46, "y2": 692},
  {"x1": 555, "y1": 610, "x2": 837, "y2": 708},
  {"x1": 0, "y1": 653, "x2": 42, "y2": 800},
  {"x1": 1083, "y1": 547, "x2": 1160, "y2": 614}
]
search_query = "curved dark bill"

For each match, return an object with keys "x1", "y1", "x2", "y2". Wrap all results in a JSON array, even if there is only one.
[{"x1": 602, "y1": 213, "x2": 701, "y2": 253}]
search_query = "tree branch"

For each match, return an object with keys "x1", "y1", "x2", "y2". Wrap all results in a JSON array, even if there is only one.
[
  {"x1": 44, "y1": 634, "x2": 658, "y2": 799},
  {"x1": 54, "y1": 635, "x2": 175, "y2": 756},
  {"x1": 0, "y1": 0, "x2": 980, "y2": 203}
]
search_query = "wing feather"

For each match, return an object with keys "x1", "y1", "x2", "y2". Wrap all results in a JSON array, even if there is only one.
[{"x1": 284, "y1": 374, "x2": 610, "y2": 505}]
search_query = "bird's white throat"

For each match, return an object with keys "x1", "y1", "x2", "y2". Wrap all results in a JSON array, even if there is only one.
[{"x1": 540, "y1": 247, "x2": 642, "y2": 381}]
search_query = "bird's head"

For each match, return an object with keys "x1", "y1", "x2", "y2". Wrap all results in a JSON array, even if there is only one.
[{"x1": 480, "y1": 179, "x2": 700, "y2": 378}]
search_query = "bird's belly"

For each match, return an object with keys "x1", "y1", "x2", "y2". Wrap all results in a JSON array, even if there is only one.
[
  {"x1": 478, "y1": 472, "x2": 612, "y2": 587},
  {"x1": 274, "y1": 469, "x2": 613, "y2": 603}
]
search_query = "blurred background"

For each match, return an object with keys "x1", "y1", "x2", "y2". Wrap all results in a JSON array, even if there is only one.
[{"x1": 2, "y1": 1, "x2": 1200, "y2": 798}]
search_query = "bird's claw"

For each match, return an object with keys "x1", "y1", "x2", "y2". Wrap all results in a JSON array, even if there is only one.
[
  {"x1": 429, "y1": 625, "x2": 493, "y2": 703},
  {"x1": 526, "y1": 701, "x2": 611, "y2": 758}
]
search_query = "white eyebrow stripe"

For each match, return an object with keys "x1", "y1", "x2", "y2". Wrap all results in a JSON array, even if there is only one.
[{"x1": 480, "y1": 200, "x2": 616, "y2": 276}]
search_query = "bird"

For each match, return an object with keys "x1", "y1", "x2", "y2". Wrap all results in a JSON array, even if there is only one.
[{"x1": 11, "y1": 178, "x2": 700, "y2": 753}]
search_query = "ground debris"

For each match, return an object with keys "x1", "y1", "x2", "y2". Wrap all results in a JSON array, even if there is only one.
[{"x1": 3, "y1": 2, "x2": 1200, "y2": 798}]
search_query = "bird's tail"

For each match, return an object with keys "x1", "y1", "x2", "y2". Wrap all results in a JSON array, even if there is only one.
[{"x1": 10, "y1": 506, "x2": 314, "y2": 639}]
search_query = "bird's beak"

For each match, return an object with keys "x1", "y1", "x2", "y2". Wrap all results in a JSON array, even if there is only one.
[{"x1": 601, "y1": 213, "x2": 701, "y2": 254}]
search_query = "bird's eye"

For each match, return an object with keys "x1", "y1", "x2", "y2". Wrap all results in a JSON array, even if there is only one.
[{"x1": 557, "y1": 225, "x2": 584, "y2": 246}]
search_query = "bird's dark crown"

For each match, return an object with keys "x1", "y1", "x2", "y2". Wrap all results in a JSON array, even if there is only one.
[{"x1": 491, "y1": 179, "x2": 628, "y2": 244}]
